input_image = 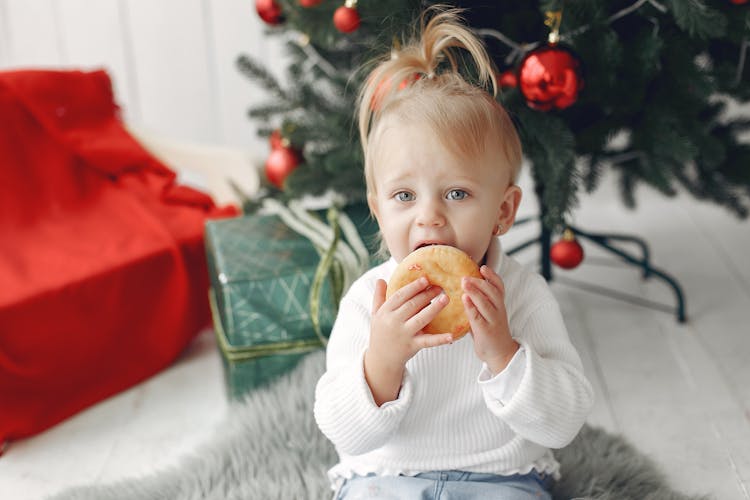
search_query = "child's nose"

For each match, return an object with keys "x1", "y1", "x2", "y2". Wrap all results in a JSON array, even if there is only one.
[{"x1": 416, "y1": 199, "x2": 446, "y2": 227}]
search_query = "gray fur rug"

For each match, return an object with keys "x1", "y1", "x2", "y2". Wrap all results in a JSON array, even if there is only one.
[{"x1": 50, "y1": 351, "x2": 708, "y2": 500}]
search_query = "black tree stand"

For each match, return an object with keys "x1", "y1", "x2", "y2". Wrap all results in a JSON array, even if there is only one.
[{"x1": 507, "y1": 181, "x2": 687, "y2": 323}]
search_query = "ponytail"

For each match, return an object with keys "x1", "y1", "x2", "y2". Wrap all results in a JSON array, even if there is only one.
[
  {"x1": 358, "y1": 6, "x2": 522, "y2": 197},
  {"x1": 358, "y1": 7, "x2": 498, "y2": 153}
]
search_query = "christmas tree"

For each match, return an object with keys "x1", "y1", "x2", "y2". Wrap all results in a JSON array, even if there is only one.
[{"x1": 240, "y1": 0, "x2": 750, "y2": 232}]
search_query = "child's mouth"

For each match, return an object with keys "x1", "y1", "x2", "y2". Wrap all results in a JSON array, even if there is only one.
[{"x1": 414, "y1": 242, "x2": 450, "y2": 251}]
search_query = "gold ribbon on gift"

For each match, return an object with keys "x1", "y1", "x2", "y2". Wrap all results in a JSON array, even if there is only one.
[
  {"x1": 262, "y1": 198, "x2": 370, "y2": 347},
  {"x1": 309, "y1": 206, "x2": 344, "y2": 346}
]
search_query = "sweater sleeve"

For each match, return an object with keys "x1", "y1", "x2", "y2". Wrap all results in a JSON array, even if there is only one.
[
  {"x1": 313, "y1": 290, "x2": 413, "y2": 456},
  {"x1": 481, "y1": 291, "x2": 594, "y2": 449},
  {"x1": 477, "y1": 346, "x2": 527, "y2": 404}
]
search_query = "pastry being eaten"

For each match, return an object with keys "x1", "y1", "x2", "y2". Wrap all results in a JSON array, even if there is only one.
[{"x1": 387, "y1": 245, "x2": 481, "y2": 339}]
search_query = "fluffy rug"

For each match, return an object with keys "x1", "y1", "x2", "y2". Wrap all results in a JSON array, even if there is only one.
[{"x1": 50, "y1": 351, "x2": 708, "y2": 500}]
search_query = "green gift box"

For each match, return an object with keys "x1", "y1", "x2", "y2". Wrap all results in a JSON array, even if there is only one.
[{"x1": 205, "y1": 203, "x2": 380, "y2": 398}]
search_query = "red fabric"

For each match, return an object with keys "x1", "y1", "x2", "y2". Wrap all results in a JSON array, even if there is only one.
[{"x1": 0, "y1": 69, "x2": 238, "y2": 445}]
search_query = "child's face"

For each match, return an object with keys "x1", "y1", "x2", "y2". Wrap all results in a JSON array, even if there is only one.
[{"x1": 368, "y1": 121, "x2": 521, "y2": 263}]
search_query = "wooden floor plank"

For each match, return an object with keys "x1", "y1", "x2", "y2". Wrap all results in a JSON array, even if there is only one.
[
  {"x1": 538, "y1": 178, "x2": 750, "y2": 499},
  {"x1": 554, "y1": 287, "x2": 620, "y2": 432}
]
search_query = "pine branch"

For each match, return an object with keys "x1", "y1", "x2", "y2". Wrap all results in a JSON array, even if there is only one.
[
  {"x1": 673, "y1": 162, "x2": 748, "y2": 217},
  {"x1": 236, "y1": 54, "x2": 289, "y2": 101},
  {"x1": 514, "y1": 106, "x2": 579, "y2": 229},
  {"x1": 619, "y1": 168, "x2": 639, "y2": 209},
  {"x1": 729, "y1": 118, "x2": 750, "y2": 135},
  {"x1": 582, "y1": 155, "x2": 604, "y2": 193},
  {"x1": 248, "y1": 102, "x2": 296, "y2": 120},
  {"x1": 665, "y1": 0, "x2": 726, "y2": 39}
]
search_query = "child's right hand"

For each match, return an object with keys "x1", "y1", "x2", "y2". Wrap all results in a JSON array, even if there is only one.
[{"x1": 364, "y1": 277, "x2": 453, "y2": 405}]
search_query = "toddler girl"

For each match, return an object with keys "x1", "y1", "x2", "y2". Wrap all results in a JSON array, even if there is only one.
[{"x1": 314, "y1": 8, "x2": 594, "y2": 499}]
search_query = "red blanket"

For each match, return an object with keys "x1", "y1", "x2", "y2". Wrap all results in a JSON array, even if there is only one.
[{"x1": 0, "y1": 69, "x2": 237, "y2": 446}]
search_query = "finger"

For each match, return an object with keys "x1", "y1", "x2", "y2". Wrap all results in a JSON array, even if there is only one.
[
  {"x1": 461, "y1": 276, "x2": 505, "y2": 309},
  {"x1": 406, "y1": 293, "x2": 449, "y2": 332},
  {"x1": 480, "y1": 265, "x2": 505, "y2": 297},
  {"x1": 394, "y1": 285, "x2": 443, "y2": 320},
  {"x1": 464, "y1": 274, "x2": 502, "y2": 301},
  {"x1": 385, "y1": 276, "x2": 430, "y2": 311},
  {"x1": 462, "y1": 293, "x2": 485, "y2": 325},
  {"x1": 372, "y1": 279, "x2": 387, "y2": 314},
  {"x1": 413, "y1": 332, "x2": 453, "y2": 350},
  {"x1": 462, "y1": 278, "x2": 499, "y2": 317},
  {"x1": 463, "y1": 286, "x2": 496, "y2": 322}
]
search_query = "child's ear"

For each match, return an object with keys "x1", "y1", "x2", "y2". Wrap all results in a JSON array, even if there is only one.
[{"x1": 497, "y1": 185, "x2": 522, "y2": 234}]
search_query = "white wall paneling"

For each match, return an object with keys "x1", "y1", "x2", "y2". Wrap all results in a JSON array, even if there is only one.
[
  {"x1": 0, "y1": 1, "x2": 9, "y2": 66},
  {"x1": 124, "y1": 0, "x2": 218, "y2": 143},
  {"x1": 0, "y1": 0, "x2": 138, "y2": 124},
  {"x1": 0, "y1": 0, "x2": 290, "y2": 158},
  {"x1": 3, "y1": 0, "x2": 62, "y2": 67},
  {"x1": 209, "y1": 0, "x2": 290, "y2": 161}
]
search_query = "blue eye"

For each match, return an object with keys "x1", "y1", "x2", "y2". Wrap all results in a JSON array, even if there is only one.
[
  {"x1": 395, "y1": 191, "x2": 415, "y2": 202},
  {"x1": 446, "y1": 189, "x2": 468, "y2": 201}
]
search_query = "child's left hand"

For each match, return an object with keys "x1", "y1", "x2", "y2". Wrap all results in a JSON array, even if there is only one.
[{"x1": 462, "y1": 265, "x2": 519, "y2": 375}]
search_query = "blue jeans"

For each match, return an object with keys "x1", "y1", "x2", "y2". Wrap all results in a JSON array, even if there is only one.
[{"x1": 335, "y1": 470, "x2": 553, "y2": 500}]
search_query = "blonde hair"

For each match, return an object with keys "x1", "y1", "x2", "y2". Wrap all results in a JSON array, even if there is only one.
[{"x1": 357, "y1": 7, "x2": 523, "y2": 197}]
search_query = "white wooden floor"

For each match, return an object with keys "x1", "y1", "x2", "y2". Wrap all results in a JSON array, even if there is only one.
[{"x1": 1, "y1": 170, "x2": 749, "y2": 500}]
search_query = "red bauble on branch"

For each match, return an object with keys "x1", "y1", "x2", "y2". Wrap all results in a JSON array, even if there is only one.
[
  {"x1": 299, "y1": 0, "x2": 323, "y2": 6},
  {"x1": 265, "y1": 140, "x2": 302, "y2": 189},
  {"x1": 550, "y1": 229, "x2": 584, "y2": 269},
  {"x1": 269, "y1": 129, "x2": 284, "y2": 150},
  {"x1": 256, "y1": 0, "x2": 283, "y2": 25},
  {"x1": 518, "y1": 44, "x2": 583, "y2": 111},
  {"x1": 497, "y1": 69, "x2": 517, "y2": 89},
  {"x1": 334, "y1": 0, "x2": 361, "y2": 33},
  {"x1": 370, "y1": 73, "x2": 420, "y2": 110}
]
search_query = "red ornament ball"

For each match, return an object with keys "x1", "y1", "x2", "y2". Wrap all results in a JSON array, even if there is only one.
[
  {"x1": 550, "y1": 231, "x2": 584, "y2": 269},
  {"x1": 299, "y1": 0, "x2": 323, "y2": 6},
  {"x1": 497, "y1": 69, "x2": 517, "y2": 89},
  {"x1": 370, "y1": 73, "x2": 420, "y2": 110},
  {"x1": 518, "y1": 44, "x2": 583, "y2": 111},
  {"x1": 269, "y1": 129, "x2": 284, "y2": 150},
  {"x1": 333, "y1": 6, "x2": 361, "y2": 33},
  {"x1": 730, "y1": 0, "x2": 747, "y2": 4},
  {"x1": 256, "y1": 0, "x2": 283, "y2": 25},
  {"x1": 265, "y1": 146, "x2": 301, "y2": 189}
]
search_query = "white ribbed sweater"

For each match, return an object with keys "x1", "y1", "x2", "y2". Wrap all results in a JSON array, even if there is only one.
[{"x1": 314, "y1": 238, "x2": 594, "y2": 488}]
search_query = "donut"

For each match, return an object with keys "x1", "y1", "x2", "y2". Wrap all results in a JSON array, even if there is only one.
[{"x1": 386, "y1": 245, "x2": 481, "y2": 339}]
